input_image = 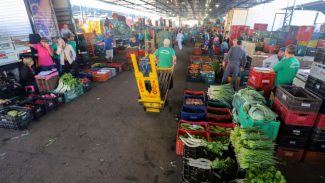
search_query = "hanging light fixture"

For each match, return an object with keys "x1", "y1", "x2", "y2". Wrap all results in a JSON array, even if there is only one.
[{"x1": 216, "y1": 4, "x2": 219, "y2": 8}]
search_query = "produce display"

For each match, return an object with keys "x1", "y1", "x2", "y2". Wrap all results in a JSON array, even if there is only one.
[
  {"x1": 0, "y1": 99, "x2": 11, "y2": 105},
  {"x1": 232, "y1": 88, "x2": 266, "y2": 111},
  {"x1": 210, "y1": 126, "x2": 232, "y2": 134},
  {"x1": 185, "y1": 98, "x2": 204, "y2": 106},
  {"x1": 54, "y1": 73, "x2": 81, "y2": 93},
  {"x1": 230, "y1": 127, "x2": 286, "y2": 183},
  {"x1": 180, "y1": 123, "x2": 205, "y2": 131},
  {"x1": 207, "y1": 84, "x2": 235, "y2": 107},
  {"x1": 7, "y1": 110, "x2": 20, "y2": 117},
  {"x1": 242, "y1": 102, "x2": 278, "y2": 121}
]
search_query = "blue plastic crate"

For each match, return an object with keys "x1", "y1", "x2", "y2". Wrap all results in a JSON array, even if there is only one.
[{"x1": 181, "y1": 105, "x2": 207, "y2": 122}]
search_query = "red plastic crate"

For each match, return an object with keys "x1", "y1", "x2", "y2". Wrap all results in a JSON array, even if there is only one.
[
  {"x1": 91, "y1": 70, "x2": 111, "y2": 82},
  {"x1": 247, "y1": 29, "x2": 256, "y2": 36},
  {"x1": 254, "y1": 23, "x2": 268, "y2": 31},
  {"x1": 178, "y1": 120, "x2": 208, "y2": 132},
  {"x1": 248, "y1": 68, "x2": 276, "y2": 88},
  {"x1": 318, "y1": 40, "x2": 325, "y2": 48},
  {"x1": 296, "y1": 26, "x2": 314, "y2": 41},
  {"x1": 208, "y1": 122, "x2": 235, "y2": 136},
  {"x1": 207, "y1": 107, "x2": 232, "y2": 121},
  {"x1": 303, "y1": 151, "x2": 325, "y2": 165},
  {"x1": 184, "y1": 89, "x2": 205, "y2": 97},
  {"x1": 247, "y1": 80, "x2": 272, "y2": 98},
  {"x1": 105, "y1": 62, "x2": 127, "y2": 72},
  {"x1": 285, "y1": 39, "x2": 295, "y2": 46},
  {"x1": 276, "y1": 147, "x2": 304, "y2": 161},
  {"x1": 315, "y1": 114, "x2": 325, "y2": 129},
  {"x1": 193, "y1": 48, "x2": 202, "y2": 56},
  {"x1": 273, "y1": 98, "x2": 318, "y2": 127},
  {"x1": 176, "y1": 129, "x2": 209, "y2": 156}
]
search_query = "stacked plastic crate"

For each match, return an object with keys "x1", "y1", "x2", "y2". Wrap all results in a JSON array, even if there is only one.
[
  {"x1": 176, "y1": 89, "x2": 236, "y2": 182},
  {"x1": 247, "y1": 67, "x2": 276, "y2": 99},
  {"x1": 304, "y1": 49, "x2": 325, "y2": 164},
  {"x1": 273, "y1": 85, "x2": 322, "y2": 161}
]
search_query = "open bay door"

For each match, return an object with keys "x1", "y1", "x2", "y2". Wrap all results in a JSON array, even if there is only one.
[{"x1": 0, "y1": 0, "x2": 33, "y2": 66}]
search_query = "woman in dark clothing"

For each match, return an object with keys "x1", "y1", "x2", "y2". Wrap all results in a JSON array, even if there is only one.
[{"x1": 20, "y1": 57, "x2": 37, "y2": 92}]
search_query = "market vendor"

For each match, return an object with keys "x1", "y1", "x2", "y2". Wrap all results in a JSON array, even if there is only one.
[
  {"x1": 20, "y1": 57, "x2": 37, "y2": 92},
  {"x1": 262, "y1": 47, "x2": 285, "y2": 68},
  {"x1": 67, "y1": 33, "x2": 77, "y2": 53},
  {"x1": 154, "y1": 38, "x2": 176, "y2": 89},
  {"x1": 56, "y1": 38, "x2": 78, "y2": 76},
  {"x1": 271, "y1": 44, "x2": 300, "y2": 87},
  {"x1": 221, "y1": 39, "x2": 247, "y2": 91},
  {"x1": 15, "y1": 38, "x2": 55, "y2": 71}
]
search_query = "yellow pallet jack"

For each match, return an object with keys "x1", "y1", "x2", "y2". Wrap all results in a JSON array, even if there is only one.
[{"x1": 131, "y1": 54, "x2": 173, "y2": 112}]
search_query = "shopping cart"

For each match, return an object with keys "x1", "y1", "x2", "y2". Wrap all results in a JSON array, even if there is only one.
[{"x1": 131, "y1": 54, "x2": 173, "y2": 112}]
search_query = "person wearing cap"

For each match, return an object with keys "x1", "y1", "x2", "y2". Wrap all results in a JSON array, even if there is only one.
[
  {"x1": 271, "y1": 44, "x2": 300, "y2": 87},
  {"x1": 262, "y1": 47, "x2": 285, "y2": 68},
  {"x1": 15, "y1": 38, "x2": 54, "y2": 71}
]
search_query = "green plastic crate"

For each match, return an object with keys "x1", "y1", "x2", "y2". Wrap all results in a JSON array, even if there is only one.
[
  {"x1": 238, "y1": 107, "x2": 280, "y2": 140},
  {"x1": 63, "y1": 85, "x2": 84, "y2": 103}
]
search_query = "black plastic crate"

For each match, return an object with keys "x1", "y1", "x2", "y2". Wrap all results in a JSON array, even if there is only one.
[
  {"x1": 280, "y1": 124, "x2": 313, "y2": 138},
  {"x1": 310, "y1": 128, "x2": 325, "y2": 141},
  {"x1": 183, "y1": 145, "x2": 215, "y2": 160},
  {"x1": 305, "y1": 76, "x2": 325, "y2": 102},
  {"x1": 276, "y1": 85, "x2": 322, "y2": 113},
  {"x1": 183, "y1": 159, "x2": 210, "y2": 183},
  {"x1": 277, "y1": 135, "x2": 309, "y2": 149},
  {"x1": 307, "y1": 139, "x2": 325, "y2": 152},
  {"x1": 17, "y1": 102, "x2": 46, "y2": 120},
  {"x1": 314, "y1": 48, "x2": 325, "y2": 64},
  {"x1": 0, "y1": 106, "x2": 33, "y2": 130}
]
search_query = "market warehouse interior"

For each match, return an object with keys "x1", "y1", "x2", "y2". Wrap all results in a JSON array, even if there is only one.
[{"x1": 0, "y1": 0, "x2": 325, "y2": 182}]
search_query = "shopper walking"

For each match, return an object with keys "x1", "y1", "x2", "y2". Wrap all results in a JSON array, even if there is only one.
[
  {"x1": 221, "y1": 39, "x2": 247, "y2": 90},
  {"x1": 51, "y1": 37, "x2": 62, "y2": 74},
  {"x1": 100, "y1": 34, "x2": 114, "y2": 62},
  {"x1": 15, "y1": 38, "x2": 55, "y2": 71},
  {"x1": 154, "y1": 39, "x2": 176, "y2": 89},
  {"x1": 67, "y1": 33, "x2": 77, "y2": 53},
  {"x1": 271, "y1": 44, "x2": 300, "y2": 87},
  {"x1": 176, "y1": 31, "x2": 184, "y2": 50},
  {"x1": 56, "y1": 38, "x2": 78, "y2": 76}
]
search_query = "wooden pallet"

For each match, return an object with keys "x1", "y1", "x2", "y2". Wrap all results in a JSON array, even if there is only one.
[{"x1": 158, "y1": 70, "x2": 172, "y2": 100}]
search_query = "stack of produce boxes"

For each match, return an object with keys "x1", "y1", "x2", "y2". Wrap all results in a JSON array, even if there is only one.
[
  {"x1": 304, "y1": 51, "x2": 325, "y2": 164},
  {"x1": 200, "y1": 57, "x2": 215, "y2": 85},
  {"x1": 187, "y1": 56, "x2": 202, "y2": 82},
  {"x1": 177, "y1": 88, "x2": 238, "y2": 182},
  {"x1": 247, "y1": 67, "x2": 276, "y2": 99},
  {"x1": 229, "y1": 25, "x2": 249, "y2": 47},
  {"x1": 273, "y1": 85, "x2": 322, "y2": 161}
]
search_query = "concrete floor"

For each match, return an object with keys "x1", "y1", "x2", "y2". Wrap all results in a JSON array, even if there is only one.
[{"x1": 0, "y1": 45, "x2": 324, "y2": 183}]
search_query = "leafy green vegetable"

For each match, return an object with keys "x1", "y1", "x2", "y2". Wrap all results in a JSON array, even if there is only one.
[
  {"x1": 211, "y1": 157, "x2": 235, "y2": 171},
  {"x1": 210, "y1": 126, "x2": 233, "y2": 134},
  {"x1": 180, "y1": 123, "x2": 205, "y2": 131}
]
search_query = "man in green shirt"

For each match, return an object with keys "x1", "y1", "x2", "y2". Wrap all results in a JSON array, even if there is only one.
[
  {"x1": 272, "y1": 44, "x2": 300, "y2": 87},
  {"x1": 67, "y1": 33, "x2": 77, "y2": 53},
  {"x1": 154, "y1": 38, "x2": 176, "y2": 89},
  {"x1": 154, "y1": 38, "x2": 176, "y2": 68},
  {"x1": 51, "y1": 37, "x2": 61, "y2": 74}
]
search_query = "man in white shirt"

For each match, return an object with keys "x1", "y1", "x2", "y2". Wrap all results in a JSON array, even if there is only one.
[
  {"x1": 176, "y1": 31, "x2": 184, "y2": 50},
  {"x1": 262, "y1": 47, "x2": 285, "y2": 68}
]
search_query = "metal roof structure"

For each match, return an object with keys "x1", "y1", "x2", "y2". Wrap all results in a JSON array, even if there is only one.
[
  {"x1": 97, "y1": 0, "x2": 275, "y2": 19},
  {"x1": 286, "y1": 0, "x2": 325, "y2": 14}
]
